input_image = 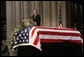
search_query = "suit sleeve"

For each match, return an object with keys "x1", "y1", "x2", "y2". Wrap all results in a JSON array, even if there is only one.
[{"x1": 37, "y1": 15, "x2": 41, "y2": 26}]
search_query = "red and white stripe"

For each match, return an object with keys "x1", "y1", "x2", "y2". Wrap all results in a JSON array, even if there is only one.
[{"x1": 29, "y1": 26, "x2": 83, "y2": 51}]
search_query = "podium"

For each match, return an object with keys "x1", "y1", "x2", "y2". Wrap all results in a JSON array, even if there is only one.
[{"x1": 22, "y1": 19, "x2": 37, "y2": 26}]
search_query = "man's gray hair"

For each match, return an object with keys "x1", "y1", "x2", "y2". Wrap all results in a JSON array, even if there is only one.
[{"x1": 34, "y1": 9, "x2": 38, "y2": 12}]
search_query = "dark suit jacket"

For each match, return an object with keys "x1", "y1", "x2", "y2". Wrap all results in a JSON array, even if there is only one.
[{"x1": 33, "y1": 14, "x2": 41, "y2": 26}]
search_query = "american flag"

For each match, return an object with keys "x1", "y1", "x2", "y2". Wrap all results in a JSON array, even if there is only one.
[
  {"x1": 59, "y1": 10, "x2": 63, "y2": 28},
  {"x1": 13, "y1": 26, "x2": 32, "y2": 49},
  {"x1": 13, "y1": 26, "x2": 83, "y2": 51},
  {"x1": 29, "y1": 27, "x2": 83, "y2": 51}
]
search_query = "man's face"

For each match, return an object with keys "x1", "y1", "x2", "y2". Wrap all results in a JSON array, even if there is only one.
[
  {"x1": 2, "y1": 40, "x2": 5, "y2": 45},
  {"x1": 33, "y1": 10, "x2": 37, "y2": 15}
]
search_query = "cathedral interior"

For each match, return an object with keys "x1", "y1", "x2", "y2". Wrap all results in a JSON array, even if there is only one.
[{"x1": 1, "y1": 1, "x2": 83, "y2": 56}]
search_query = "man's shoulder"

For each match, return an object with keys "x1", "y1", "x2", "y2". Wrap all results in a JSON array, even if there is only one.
[
  {"x1": 36, "y1": 14, "x2": 40, "y2": 18},
  {"x1": 37, "y1": 14, "x2": 40, "y2": 16}
]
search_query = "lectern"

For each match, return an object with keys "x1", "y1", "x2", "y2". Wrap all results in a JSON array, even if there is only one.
[{"x1": 22, "y1": 19, "x2": 37, "y2": 26}]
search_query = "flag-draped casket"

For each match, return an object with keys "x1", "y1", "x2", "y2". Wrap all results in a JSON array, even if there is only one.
[{"x1": 13, "y1": 26, "x2": 83, "y2": 51}]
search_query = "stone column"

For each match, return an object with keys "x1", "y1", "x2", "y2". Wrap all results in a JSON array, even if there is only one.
[
  {"x1": 56, "y1": 1, "x2": 58, "y2": 27},
  {"x1": 23, "y1": 1, "x2": 28, "y2": 20},
  {"x1": 39, "y1": 1, "x2": 43, "y2": 26},
  {"x1": 12, "y1": 1, "x2": 16, "y2": 28},
  {"x1": 51, "y1": 1, "x2": 57, "y2": 27},
  {"x1": 6, "y1": 1, "x2": 13, "y2": 41},
  {"x1": 6, "y1": 1, "x2": 17, "y2": 56},
  {"x1": 35, "y1": 1, "x2": 39, "y2": 13},
  {"x1": 43, "y1": 1, "x2": 51, "y2": 26},
  {"x1": 20, "y1": 1, "x2": 24, "y2": 23},
  {"x1": 30, "y1": 1, "x2": 35, "y2": 17},
  {"x1": 27, "y1": 1, "x2": 30, "y2": 18},
  {"x1": 15, "y1": 1, "x2": 21, "y2": 27}
]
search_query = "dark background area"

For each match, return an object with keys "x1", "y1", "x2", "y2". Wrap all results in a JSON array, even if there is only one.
[
  {"x1": 17, "y1": 42, "x2": 83, "y2": 56},
  {"x1": 71, "y1": 0, "x2": 83, "y2": 30},
  {"x1": 1, "y1": 1, "x2": 6, "y2": 40}
]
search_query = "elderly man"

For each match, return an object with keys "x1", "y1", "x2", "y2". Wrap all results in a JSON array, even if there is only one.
[{"x1": 32, "y1": 9, "x2": 41, "y2": 26}]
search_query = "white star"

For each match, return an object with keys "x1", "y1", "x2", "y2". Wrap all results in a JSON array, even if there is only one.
[
  {"x1": 21, "y1": 31, "x2": 23, "y2": 33},
  {"x1": 23, "y1": 33, "x2": 25, "y2": 36},
  {"x1": 15, "y1": 41, "x2": 17, "y2": 44},
  {"x1": 28, "y1": 27, "x2": 31, "y2": 30},
  {"x1": 21, "y1": 37, "x2": 23, "y2": 39},
  {"x1": 19, "y1": 40, "x2": 21, "y2": 42},
  {"x1": 17, "y1": 37, "x2": 19, "y2": 40},
  {"x1": 26, "y1": 33, "x2": 28, "y2": 35},
  {"x1": 25, "y1": 29, "x2": 27, "y2": 33},
  {"x1": 26, "y1": 39, "x2": 28, "y2": 42},
  {"x1": 23, "y1": 40, "x2": 25, "y2": 42},
  {"x1": 19, "y1": 34, "x2": 21, "y2": 37},
  {"x1": 24, "y1": 36, "x2": 26, "y2": 39}
]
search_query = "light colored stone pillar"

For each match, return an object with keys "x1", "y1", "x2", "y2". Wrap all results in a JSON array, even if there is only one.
[
  {"x1": 27, "y1": 1, "x2": 30, "y2": 18},
  {"x1": 12, "y1": 1, "x2": 16, "y2": 28},
  {"x1": 56, "y1": 1, "x2": 58, "y2": 27},
  {"x1": 23, "y1": 1, "x2": 28, "y2": 20},
  {"x1": 35, "y1": 1, "x2": 39, "y2": 13},
  {"x1": 15, "y1": 1, "x2": 21, "y2": 26},
  {"x1": 43, "y1": 1, "x2": 51, "y2": 26},
  {"x1": 6, "y1": 1, "x2": 18, "y2": 56},
  {"x1": 51, "y1": 1, "x2": 57, "y2": 27},
  {"x1": 6, "y1": 1, "x2": 13, "y2": 41},
  {"x1": 30, "y1": 1, "x2": 35, "y2": 17},
  {"x1": 39, "y1": 1, "x2": 43, "y2": 26},
  {"x1": 20, "y1": 1, "x2": 24, "y2": 23}
]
